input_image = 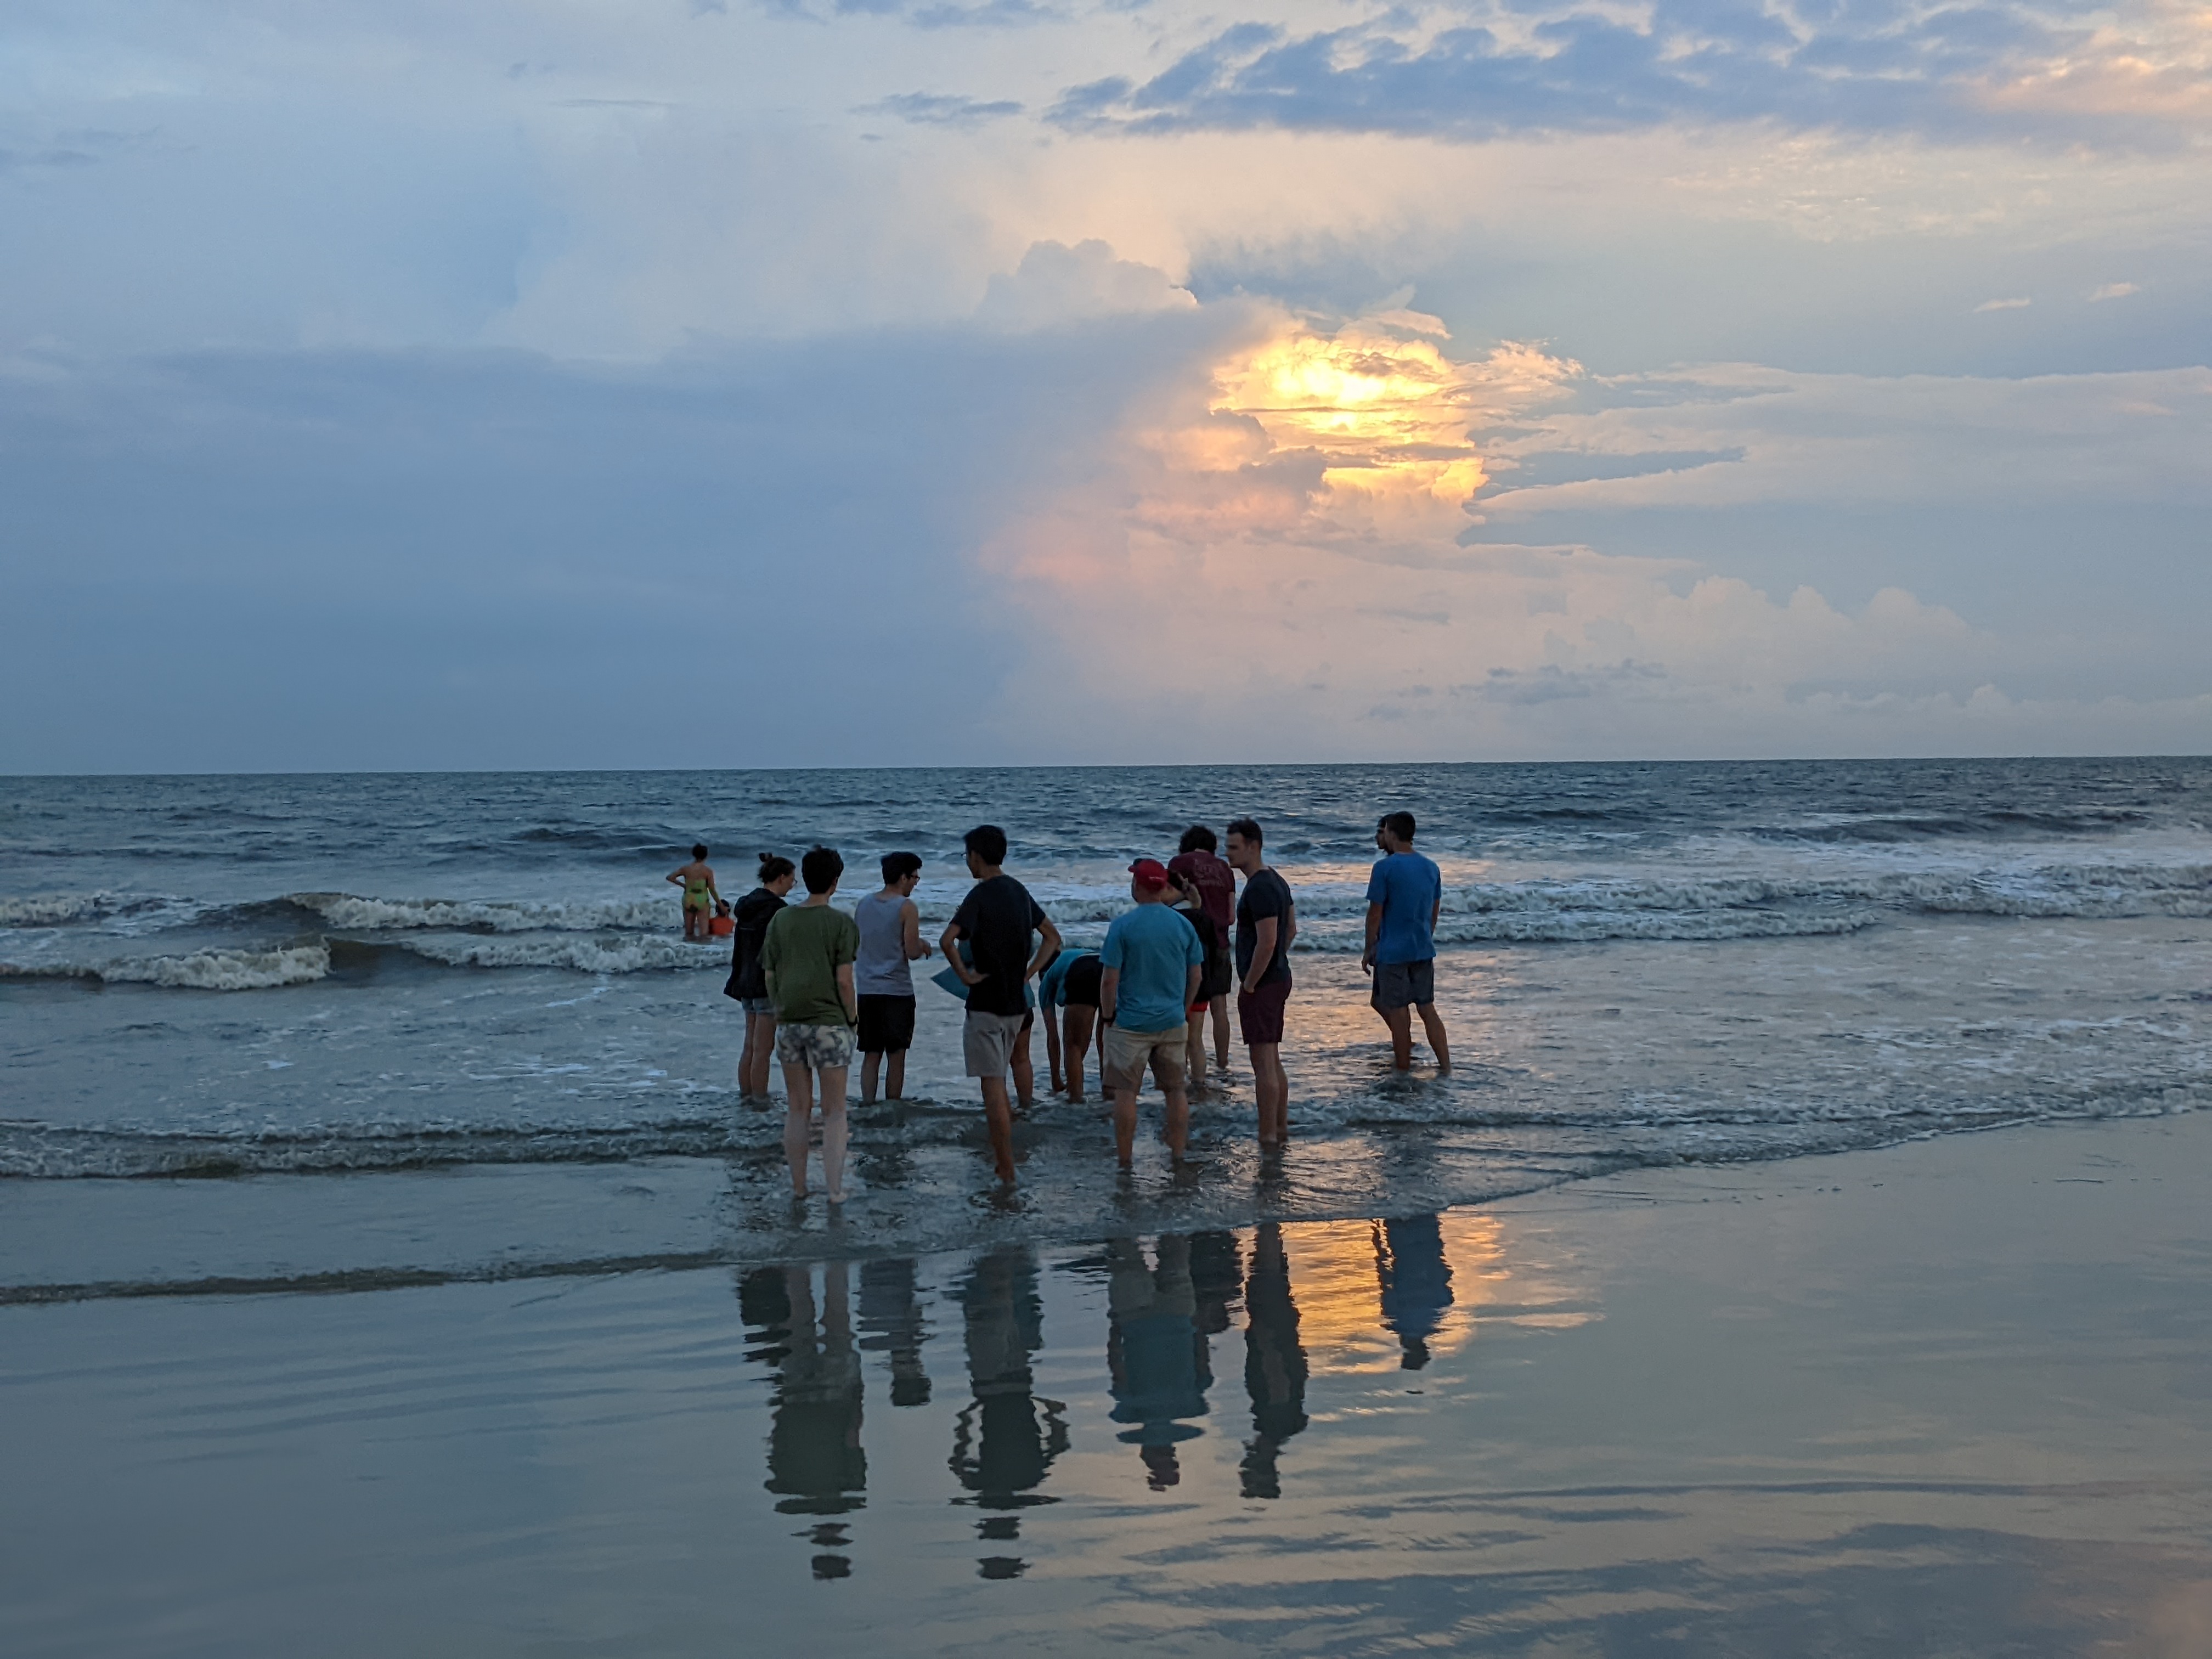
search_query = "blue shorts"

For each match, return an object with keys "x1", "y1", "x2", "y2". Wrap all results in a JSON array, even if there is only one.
[{"x1": 1370, "y1": 959, "x2": 1435, "y2": 1012}]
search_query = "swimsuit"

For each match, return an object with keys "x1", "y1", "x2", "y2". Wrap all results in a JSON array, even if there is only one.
[{"x1": 684, "y1": 875, "x2": 712, "y2": 912}]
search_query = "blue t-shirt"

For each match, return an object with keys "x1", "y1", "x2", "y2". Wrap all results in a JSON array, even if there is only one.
[
  {"x1": 1038, "y1": 947, "x2": 1098, "y2": 1008},
  {"x1": 1101, "y1": 904, "x2": 1205, "y2": 1035},
  {"x1": 1365, "y1": 850, "x2": 1442, "y2": 965}
]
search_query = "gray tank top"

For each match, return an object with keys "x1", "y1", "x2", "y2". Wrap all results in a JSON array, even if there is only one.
[{"x1": 853, "y1": 890, "x2": 915, "y2": 996}]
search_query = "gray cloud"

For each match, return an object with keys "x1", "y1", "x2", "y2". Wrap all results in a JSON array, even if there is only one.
[
  {"x1": 1046, "y1": 3, "x2": 2168, "y2": 144},
  {"x1": 860, "y1": 92, "x2": 1026, "y2": 126}
]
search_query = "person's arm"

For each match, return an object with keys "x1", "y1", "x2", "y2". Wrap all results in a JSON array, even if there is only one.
[
  {"x1": 705, "y1": 866, "x2": 720, "y2": 903},
  {"x1": 1026, "y1": 915, "x2": 1063, "y2": 980},
  {"x1": 759, "y1": 926, "x2": 779, "y2": 998},
  {"x1": 1362, "y1": 902, "x2": 1383, "y2": 970},
  {"x1": 901, "y1": 899, "x2": 930, "y2": 960},
  {"x1": 1099, "y1": 966, "x2": 1119, "y2": 1026},
  {"x1": 1183, "y1": 962, "x2": 1202, "y2": 1009},
  {"x1": 666, "y1": 868, "x2": 685, "y2": 887},
  {"x1": 941, "y1": 904, "x2": 983, "y2": 985},
  {"x1": 1243, "y1": 916, "x2": 1279, "y2": 994},
  {"x1": 1283, "y1": 899, "x2": 1297, "y2": 954},
  {"x1": 836, "y1": 960, "x2": 857, "y2": 1025}
]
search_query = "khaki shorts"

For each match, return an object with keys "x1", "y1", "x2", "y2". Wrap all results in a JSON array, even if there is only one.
[
  {"x1": 963, "y1": 1010, "x2": 1030, "y2": 1077},
  {"x1": 1101, "y1": 1024, "x2": 1187, "y2": 1094}
]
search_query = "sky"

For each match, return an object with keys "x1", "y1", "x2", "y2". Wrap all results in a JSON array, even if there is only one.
[{"x1": 2, "y1": 0, "x2": 2209, "y2": 772}]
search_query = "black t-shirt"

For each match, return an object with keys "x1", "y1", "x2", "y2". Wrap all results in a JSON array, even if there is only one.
[
  {"x1": 950, "y1": 874, "x2": 1047, "y2": 1018},
  {"x1": 725, "y1": 886, "x2": 786, "y2": 1001},
  {"x1": 1234, "y1": 867, "x2": 1294, "y2": 987}
]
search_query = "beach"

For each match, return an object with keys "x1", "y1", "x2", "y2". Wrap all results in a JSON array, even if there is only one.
[{"x1": 7, "y1": 1109, "x2": 2209, "y2": 1656}]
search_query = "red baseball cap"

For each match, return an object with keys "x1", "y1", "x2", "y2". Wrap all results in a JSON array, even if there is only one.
[{"x1": 1129, "y1": 859, "x2": 1171, "y2": 888}]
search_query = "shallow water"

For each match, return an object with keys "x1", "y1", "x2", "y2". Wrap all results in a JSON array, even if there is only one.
[
  {"x1": 5, "y1": 760, "x2": 2210, "y2": 1260},
  {"x1": 7, "y1": 1118, "x2": 2210, "y2": 1657}
]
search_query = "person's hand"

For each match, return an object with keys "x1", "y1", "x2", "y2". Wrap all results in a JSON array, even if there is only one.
[
  {"x1": 1359, "y1": 951, "x2": 1374, "y2": 972},
  {"x1": 921, "y1": 942, "x2": 934, "y2": 958}
]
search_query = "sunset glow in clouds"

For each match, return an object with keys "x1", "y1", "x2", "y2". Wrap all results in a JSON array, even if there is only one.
[{"x1": 2, "y1": 1, "x2": 2210, "y2": 768}]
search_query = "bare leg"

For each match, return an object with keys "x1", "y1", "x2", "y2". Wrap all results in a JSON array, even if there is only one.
[
  {"x1": 781, "y1": 1062, "x2": 815, "y2": 1195},
  {"x1": 1044, "y1": 1008, "x2": 1065, "y2": 1093},
  {"x1": 1211, "y1": 996, "x2": 1231, "y2": 1069},
  {"x1": 1012, "y1": 1024, "x2": 1036, "y2": 1110},
  {"x1": 1417, "y1": 1002, "x2": 1451, "y2": 1070},
  {"x1": 1251, "y1": 1041, "x2": 1286, "y2": 1144},
  {"x1": 1064, "y1": 1007, "x2": 1095, "y2": 1103},
  {"x1": 1382, "y1": 1005, "x2": 1414, "y2": 1070},
  {"x1": 979, "y1": 1075, "x2": 1017, "y2": 1183},
  {"x1": 885, "y1": 1049, "x2": 905, "y2": 1101},
  {"x1": 860, "y1": 1050, "x2": 882, "y2": 1105},
  {"x1": 1161, "y1": 1068, "x2": 1190, "y2": 1161},
  {"x1": 1184, "y1": 1014, "x2": 1207, "y2": 1091},
  {"x1": 744, "y1": 1014, "x2": 779, "y2": 1098},
  {"x1": 1111, "y1": 1084, "x2": 1138, "y2": 1167},
  {"x1": 817, "y1": 1068, "x2": 850, "y2": 1200}
]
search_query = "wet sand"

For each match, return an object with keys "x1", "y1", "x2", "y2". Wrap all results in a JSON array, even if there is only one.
[{"x1": 5, "y1": 1111, "x2": 2210, "y2": 1657}]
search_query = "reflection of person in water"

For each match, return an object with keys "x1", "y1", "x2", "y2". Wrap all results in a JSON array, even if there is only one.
[
  {"x1": 1240, "y1": 1222, "x2": 1309, "y2": 1499},
  {"x1": 740, "y1": 1262, "x2": 867, "y2": 1579},
  {"x1": 950, "y1": 1245, "x2": 1066, "y2": 1578},
  {"x1": 857, "y1": 1257, "x2": 930, "y2": 1409},
  {"x1": 1106, "y1": 1234, "x2": 1214, "y2": 1491},
  {"x1": 1375, "y1": 1213, "x2": 1455, "y2": 1370}
]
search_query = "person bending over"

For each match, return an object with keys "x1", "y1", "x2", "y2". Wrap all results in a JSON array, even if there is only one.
[
  {"x1": 941, "y1": 825, "x2": 1062, "y2": 1186},
  {"x1": 668, "y1": 844, "x2": 720, "y2": 941},
  {"x1": 1039, "y1": 943, "x2": 1103, "y2": 1102},
  {"x1": 760, "y1": 846, "x2": 860, "y2": 1201},
  {"x1": 855, "y1": 851, "x2": 930, "y2": 1104},
  {"x1": 1099, "y1": 859, "x2": 1204, "y2": 1170},
  {"x1": 1227, "y1": 817, "x2": 1296, "y2": 1147},
  {"x1": 1362, "y1": 811, "x2": 1449, "y2": 1072},
  {"x1": 725, "y1": 854, "x2": 795, "y2": 1102}
]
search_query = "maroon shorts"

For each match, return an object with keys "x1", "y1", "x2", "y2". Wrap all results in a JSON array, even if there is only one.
[{"x1": 1237, "y1": 979, "x2": 1290, "y2": 1047}]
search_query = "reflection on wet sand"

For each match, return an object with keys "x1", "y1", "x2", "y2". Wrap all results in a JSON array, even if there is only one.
[
  {"x1": 741, "y1": 1263, "x2": 867, "y2": 1579},
  {"x1": 951, "y1": 1245, "x2": 1067, "y2": 1578},
  {"x1": 857, "y1": 1257, "x2": 931, "y2": 1408},
  {"x1": 1240, "y1": 1223, "x2": 1309, "y2": 1499},
  {"x1": 1375, "y1": 1214, "x2": 1455, "y2": 1369},
  {"x1": 1105, "y1": 1235, "x2": 1218, "y2": 1490}
]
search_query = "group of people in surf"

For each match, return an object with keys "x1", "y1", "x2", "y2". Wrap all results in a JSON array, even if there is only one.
[{"x1": 674, "y1": 814, "x2": 1449, "y2": 1200}]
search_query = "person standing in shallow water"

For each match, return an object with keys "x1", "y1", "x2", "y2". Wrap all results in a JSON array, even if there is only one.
[
  {"x1": 1363, "y1": 810, "x2": 1451, "y2": 1072},
  {"x1": 1168, "y1": 826, "x2": 1238, "y2": 1075},
  {"x1": 726, "y1": 854, "x2": 796, "y2": 1102},
  {"x1": 854, "y1": 851, "x2": 930, "y2": 1105},
  {"x1": 941, "y1": 825, "x2": 1062, "y2": 1186},
  {"x1": 760, "y1": 846, "x2": 860, "y2": 1202},
  {"x1": 1227, "y1": 816, "x2": 1295, "y2": 1147},
  {"x1": 1099, "y1": 859, "x2": 1205, "y2": 1169},
  {"x1": 668, "y1": 844, "x2": 720, "y2": 941}
]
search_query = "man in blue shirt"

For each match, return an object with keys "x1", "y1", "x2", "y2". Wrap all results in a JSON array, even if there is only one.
[
  {"x1": 1101, "y1": 859, "x2": 1205, "y2": 1168},
  {"x1": 1362, "y1": 810, "x2": 1451, "y2": 1072}
]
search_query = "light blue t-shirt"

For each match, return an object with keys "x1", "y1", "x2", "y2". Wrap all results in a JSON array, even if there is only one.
[
  {"x1": 1101, "y1": 905, "x2": 1204, "y2": 1035},
  {"x1": 1038, "y1": 947, "x2": 1098, "y2": 1008},
  {"x1": 1365, "y1": 850, "x2": 1442, "y2": 965}
]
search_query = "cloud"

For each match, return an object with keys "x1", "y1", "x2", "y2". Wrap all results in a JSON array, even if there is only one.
[
  {"x1": 1046, "y1": 1, "x2": 2212, "y2": 145},
  {"x1": 861, "y1": 92, "x2": 1025, "y2": 127},
  {"x1": 975, "y1": 239, "x2": 1195, "y2": 330},
  {"x1": 1974, "y1": 296, "x2": 2033, "y2": 312},
  {"x1": 2090, "y1": 281, "x2": 2142, "y2": 301}
]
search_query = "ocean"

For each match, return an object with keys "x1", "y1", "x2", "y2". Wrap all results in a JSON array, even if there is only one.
[{"x1": 5, "y1": 758, "x2": 2211, "y2": 1276}]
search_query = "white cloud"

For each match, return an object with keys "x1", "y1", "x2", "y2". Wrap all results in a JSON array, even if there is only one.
[
  {"x1": 1974, "y1": 296, "x2": 2032, "y2": 312},
  {"x1": 2090, "y1": 281, "x2": 2141, "y2": 301}
]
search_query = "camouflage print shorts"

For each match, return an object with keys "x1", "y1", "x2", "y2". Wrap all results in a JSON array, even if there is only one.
[{"x1": 774, "y1": 1021, "x2": 855, "y2": 1070}]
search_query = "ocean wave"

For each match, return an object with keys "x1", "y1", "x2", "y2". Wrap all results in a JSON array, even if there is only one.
[
  {"x1": 0, "y1": 943, "x2": 331, "y2": 991},
  {"x1": 0, "y1": 891, "x2": 120, "y2": 927},
  {"x1": 289, "y1": 891, "x2": 676, "y2": 933},
  {"x1": 388, "y1": 935, "x2": 720, "y2": 974}
]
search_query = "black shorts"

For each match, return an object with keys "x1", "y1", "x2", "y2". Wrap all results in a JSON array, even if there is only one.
[
  {"x1": 1370, "y1": 959, "x2": 1436, "y2": 1012},
  {"x1": 1238, "y1": 978, "x2": 1291, "y2": 1046},
  {"x1": 1201, "y1": 944, "x2": 1234, "y2": 1001},
  {"x1": 856, "y1": 994, "x2": 916, "y2": 1054},
  {"x1": 1060, "y1": 955, "x2": 1103, "y2": 1008}
]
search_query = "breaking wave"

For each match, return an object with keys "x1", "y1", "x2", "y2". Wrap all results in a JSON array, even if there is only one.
[
  {"x1": 288, "y1": 892, "x2": 673, "y2": 933},
  {"x1": 1, "y1": 944, "x2": 332, "y2": 991}
]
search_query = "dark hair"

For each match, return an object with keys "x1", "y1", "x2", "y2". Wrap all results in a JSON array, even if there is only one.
[
  {"x1": 963, "y1": 824, "x2": 1008, "y2": 866},
  {"x1": 1177, "y1": 825, "x2": 1217, "y2": 854},
  {"x1": 692, "y1": 843, "x2": 708, "y2": 860},
  {"x1": 800, "y1": 845, "x2": 844, "y2": 895},
  {"x1": 881, "y1": 851, "x2": 922, "y2": 884},
  {"x1": 1379, "y1": 811, "x2": 1417, "y2": 842},
  {"x1": 1225, "y1": 816, "x2": 1263, "y2": 848},
  {"x1": 757, "y1": 853, "x2": 795, "y2": 884}
]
